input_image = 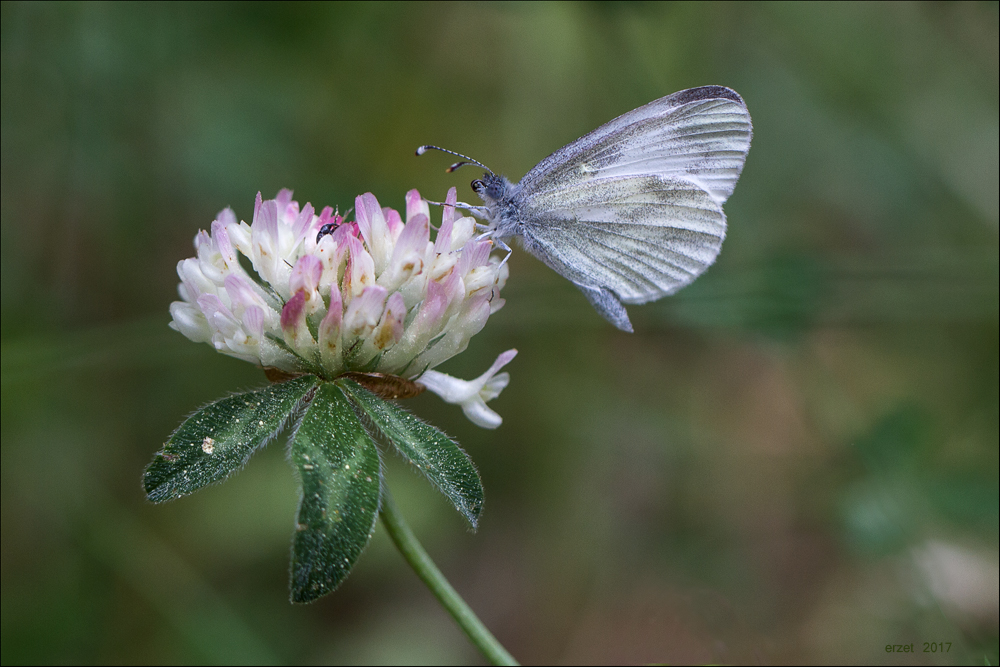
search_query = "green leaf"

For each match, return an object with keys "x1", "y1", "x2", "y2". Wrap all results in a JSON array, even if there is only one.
[
  {"x1": 289, "y1": 382, "x2": 381, "y2": 603},
  {"x1": 144, "y1": 375, "x2": 319, "y2": 502},
  {"x1": 338, "y1": 379, "x2": 483, "y2": 529}
]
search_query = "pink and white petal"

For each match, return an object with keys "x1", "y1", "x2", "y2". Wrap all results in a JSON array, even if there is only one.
[
  {"x1": 291, "y1": 202, "x2": 315, "y2": 245},
  {"x1": 320, "y1": 284, "x2": 343, "y2": 338},
  {"x1": 384, "y1": 206, "x2": 403, "y2": 241},
  {"x1": 442, "y1": 187, "x2": 458, "y2": 227},
  {"x1": 318, "y1": 286, "x2": 343, "y2": 361},
  {"x1": 250, "y1": 198, "x2": 281, "y2": 284},
  {"x1": 464, "y1": 265, "x2": 500, "y2": 296},
  {"x1": 242, "y1": 305, "x2": 265, "y2": 338},
  {"x1": 224, "y1": 274, "x2": 267, "y2": 312},
  {"x1": 280, "y1": 290, "x2": 316, "y2": 352},
  {"x1": 457, "y1": 239, "x2": 492, "y2": 275},
  {"x1": 355, "y1": 193, "x2": 391, "y2": 274},
  {"x1": 193, "y1": 229, "x2": 214, "y2": 254},
  {"x1": 281, "y1": 290, "x2": 307, "y2": 332},
  {"x1": 373, "y1": 292, "x2": 406, "y2": 350},
  {"x1": 343, "y1": 285, "x2": 388, "y2": 337},
  {"x1": 405, "y1": 189, "x2": 430, "y2": 225},
  {"x1": 210, "y1": 218, "x2": 238, "y2": 268},
  {"x1": 342, "y1": 235, "x2": 376, "y2": 302},
  {"x1": 379, "y1": 213, "x2": 429, "y2": 292},
  {"x1": 290, "y1": 254, "x2": 323, "y2": 294}
]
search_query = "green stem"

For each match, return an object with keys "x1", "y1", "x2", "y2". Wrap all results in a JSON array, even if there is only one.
[{"x1": 379, "y1": 490, "x2": 519, "y2": 666}]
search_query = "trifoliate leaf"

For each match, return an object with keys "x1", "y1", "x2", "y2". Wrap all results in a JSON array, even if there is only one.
[
  {"x1": 339, "y1": 379, "x2": 483, "y2": 529},
  {"x1": 289, "y1": 382, "x2": 381, "y2": 603},
  {"x1": 144, "y1": 375, "x2": 319, "y2": 502}
]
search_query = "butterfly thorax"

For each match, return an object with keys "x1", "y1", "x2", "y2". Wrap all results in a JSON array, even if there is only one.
[{"x1": 472, "y1": 173, "x2": 522, "y2": 239}]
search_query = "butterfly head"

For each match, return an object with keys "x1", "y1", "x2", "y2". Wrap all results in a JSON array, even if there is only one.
[
  {"x1": 415, "y1": 144, "x2": 517, "y2": 231},
  {"x1": 471, "y1": 173, "x2": 511, "y2": 206}
]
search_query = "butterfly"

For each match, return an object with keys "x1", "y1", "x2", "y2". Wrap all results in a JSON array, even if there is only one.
[{"x1": 419, "y1": 85, "x2": 752, "y2": 332}]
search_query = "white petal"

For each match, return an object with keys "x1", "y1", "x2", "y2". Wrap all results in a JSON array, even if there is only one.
[
  {"x1": 419, "y1": 369, "x2": 475, "y2": 403},
  {"x1": 463, "y1": 399, "x2": 503, "y2": 429},
  {"x1": 169, "y1": 302, "x2": 212, "y2": 342}
]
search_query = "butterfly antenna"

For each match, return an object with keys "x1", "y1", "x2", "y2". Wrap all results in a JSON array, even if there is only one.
[{"x1": 416, "y1": 145, "x2": 494, "y2": 176}]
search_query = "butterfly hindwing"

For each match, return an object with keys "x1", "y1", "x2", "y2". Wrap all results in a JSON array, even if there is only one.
[{"x1": 518, "y1": 174, "x2": 726, "y2": 308}]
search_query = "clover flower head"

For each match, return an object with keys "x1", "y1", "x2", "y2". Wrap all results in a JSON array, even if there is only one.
[{"x1": 170, "y1": 188, "x2": 514, "y2": 425}]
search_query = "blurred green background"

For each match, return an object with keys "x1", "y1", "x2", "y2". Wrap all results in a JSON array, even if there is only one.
[{"x1": 2, "y1": 2, "x2": 997, "y2": 664}]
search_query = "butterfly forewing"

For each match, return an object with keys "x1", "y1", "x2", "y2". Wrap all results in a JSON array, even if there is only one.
[{"x1": 518, "y1": 86, "x2": 752, "y2": 206}]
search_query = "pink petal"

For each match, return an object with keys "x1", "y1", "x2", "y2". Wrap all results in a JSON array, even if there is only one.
[
  {"x1": 320, "y1": 286, "x2": 343, "y2": 338},
  {"x1": 434, "y1": 188, "x2": 459, "y2": 253},
  {"x1": 417, "y1": 279, "x2": 449, "y2": 327},
  {"x1": 214, "y1": 207, "x2": 236, "y2": 228},
  {"x1": 254, "y1": 197, "x2": 279, "y2": 240},
  {"x1": 242, "y1": 306, "x2": 264, "y2": 337},
  {"x1": 290, "y1": 255, "x2": 323, "y2": 294},
  {"x1": 291, "y1": 202, "x2": 315, "y2": 244},
  {"x1": 210, "y1": 220, "x2": 236, "y2": 265},
  {"x1": 442, "y1": 187, "x2": 458, "y2": 226},
  {"x1": 193, "y1": 229, "x2": 212, "y2": 252},
  {"x1": 318, "y1": 206, "x2": 336, "y2": 226},
  {"x1": 457, "y1": 239, "x2": 491, "y2": 275},
  {"x1": 280, "y1": 290, "x2": 307, "y2": 331},
  {"x1": 384, "y1": 206, "x2": 403, "y2": 238},
  {"x1": 487, "y1": 348, "x2": 518, "y2": 375},
  {"x1": 224, "y1": 274, "x2": 264, "y2": 310},
  {"x1": 216, "y1": 207, "x2": 237, "y2": 227},
  {"x1": 342, "y1": 235, "x2": 376, "y2": 299},
  {"x1": 197, "y1": 293, "x2": 230, "y2": 317},
  {"x1": 275, "y1": 188, "x2": 295, "y2": 216},
  {"x1": 373, "y1": 292, "x2": 406, "y2": 349},
  {"x1": 395, "y1": 213, "x2": 430, "y2": 258},
  {"x1": 354, "y1": 193, "x2": 383, "y2": 249},
  {"x1": 406, "y1": 189, "x2": 430, "y2": 224},
  {"x1": 343, "y1": 285, "x2": 388, "y2": 334},
  {"x1": 252, "y1": 191, "x2": 263, "y2": 225}
]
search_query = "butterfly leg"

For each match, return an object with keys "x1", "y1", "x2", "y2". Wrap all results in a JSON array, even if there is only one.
[
  {"x1": 473, "y1": 230, "x2": 514, "y2": 269},
  {"x1": 493, "y1": 236, "x2": 513, "y2": 269}
]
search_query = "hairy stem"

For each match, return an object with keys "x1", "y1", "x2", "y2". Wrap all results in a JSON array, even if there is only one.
[{"x1": 379, "y1": 490, "x2": 518, "y2": 666}]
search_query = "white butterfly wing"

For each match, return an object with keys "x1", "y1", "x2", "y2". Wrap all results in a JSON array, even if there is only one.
[
  {"x1": 510, "y1": 86, "x2": 751, "y2": 330},
  {"x1": 515, "y1": 175, "x2": 725, "y2": 330},
  {"x1": 519, "y1": 86, "x2": 752, "y2": 205}
]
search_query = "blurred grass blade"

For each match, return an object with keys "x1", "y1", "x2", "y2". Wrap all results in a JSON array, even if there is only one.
[
  {"x1": 339, "y1": 379, "x2": 483, "y2": 529},
  {"x1": 289, "y1": 382, "x2": 381, "y2": 603},
  {"x1": 144, "y1": 375, "x2": 319, "y2": 502}
]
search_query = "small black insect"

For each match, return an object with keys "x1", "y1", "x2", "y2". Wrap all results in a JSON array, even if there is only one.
[
  {"x1": 316, "y1": 220, "x2": 341, "y2": 243},
  {"x1": 315, "y1": 207, "x2": 349, "y2": 244}
]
